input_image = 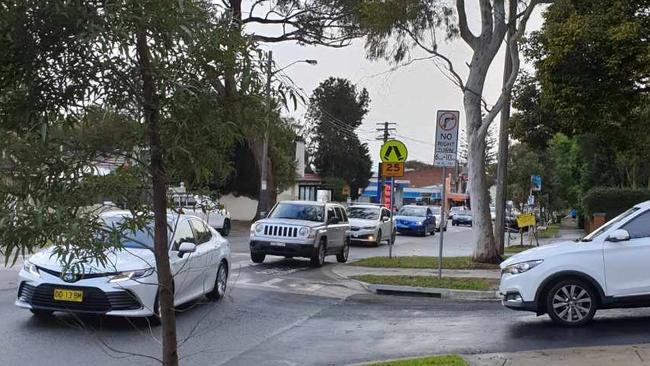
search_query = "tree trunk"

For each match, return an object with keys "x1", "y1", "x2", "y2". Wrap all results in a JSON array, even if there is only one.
[
  {"x1": 136, "y1": 29, "x2": 178, "y2": 366},
  {"x1": 494, "y1": 0, "x2": 517, "y2": 255},
  {"x1": 465, "y1": 90, "x2": 499, "y2": 263}
]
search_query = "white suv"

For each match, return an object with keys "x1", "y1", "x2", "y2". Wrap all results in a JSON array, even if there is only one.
[{"x1": 500, "y1": 201, "x2": 650, "y2": 326}]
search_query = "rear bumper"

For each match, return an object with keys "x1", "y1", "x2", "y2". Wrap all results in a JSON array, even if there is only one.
[{"x1": 250, "y1": 240, "x2": 315, "y2": 258}]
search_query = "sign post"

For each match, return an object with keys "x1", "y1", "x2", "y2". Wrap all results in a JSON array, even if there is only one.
[
  {"x1": 434, "y1": 110, "x2": 460, "y2": 279},
  {"x1": 380, "y1": 139, "x2": 408, "y2": 259}
]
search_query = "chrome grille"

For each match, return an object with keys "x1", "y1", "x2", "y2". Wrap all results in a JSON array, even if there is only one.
[{"x1": 263, "y1": 225, "x2": 298, "y2": 238}]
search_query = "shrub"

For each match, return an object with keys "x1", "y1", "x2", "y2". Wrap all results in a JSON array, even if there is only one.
[{"x1": 582, "y1": 187, "x2": 650, "y2": 220}]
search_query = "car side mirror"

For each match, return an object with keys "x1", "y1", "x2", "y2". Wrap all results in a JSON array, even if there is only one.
[
  {"x1": 382, "y1": 216, "x2": 390, "y2": 222},
  {"x1": 178, "y1": 242, "x2": 197, "y2": 257},
  {"x1": 606, "y1": 229, "x2": 630, "y2": 243}
]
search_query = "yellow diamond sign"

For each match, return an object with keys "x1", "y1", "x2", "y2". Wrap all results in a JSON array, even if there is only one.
[{"x1": 380, "y1": 140, "x2": 408, "y2": 163}]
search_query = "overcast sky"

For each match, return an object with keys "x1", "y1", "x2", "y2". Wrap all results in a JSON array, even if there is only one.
[{"x1": 250, "y1": 2, "x2": 545, "y2": 167}]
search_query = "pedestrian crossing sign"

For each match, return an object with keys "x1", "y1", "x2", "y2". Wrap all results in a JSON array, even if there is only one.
[{"x1": 380, "y1": 139, "x2": 408, "y2": 163}]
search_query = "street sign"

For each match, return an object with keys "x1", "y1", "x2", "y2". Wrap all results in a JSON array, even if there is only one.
[
  {"x1": 434, "y1": 110, "x2": 460, "y2": 167},
  {"x1": 531, "y1": 175, "x2": 542, "y2": 191},
  {"x1": 380, "y1": 162, "x2": 404, "y2": 177},
  {"x1": 516, "y1": 213, "x2": 536, "y2": 228},
  {"x1": 380, "y1": 140, "x2": 408, "y2": 163}
]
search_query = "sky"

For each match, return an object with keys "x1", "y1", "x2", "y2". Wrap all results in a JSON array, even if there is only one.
[{"x1": 248, "y1": 2, "x2": 546, "y2": 167}]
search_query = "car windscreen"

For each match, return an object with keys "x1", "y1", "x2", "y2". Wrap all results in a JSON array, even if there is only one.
[
  {"x1": 269, "y1": 203, "x2": 325, "y2": 222},
  {"x1": 348, "y1": 207, "x2": 380, "y2": 220},
  {"x1": 103, "y1": 217, "x2": 155, "y2": 249},
  {"x1": 430, "y1": 207, "x2": 441, "y2": 214},
  {"x1": 398, "y1": 207, "x2": 427, "y2": 217}
]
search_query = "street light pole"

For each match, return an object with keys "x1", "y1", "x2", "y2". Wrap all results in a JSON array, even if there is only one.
[
  {"x1": 257, "y1": 52, "x2": 318, "y2": 219},
  {"x1": 258, "y1": 50, "x2": 272, "y2": 219}
]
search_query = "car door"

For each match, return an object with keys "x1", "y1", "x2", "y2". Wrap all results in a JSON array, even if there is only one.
[
  {"x1": 380, "y1": 208, "x2": 392, "y2": 240},
  {"x1": 189, "y1": 218, "x2": 217, "y2": 298},
  {"x1": 169, "y1": 218, "x2": 197, "y2": 305},
  {"x1": 425, "y1": 208, "x2": 434, "y2": 232},
  {"x1": 603, "y1": 209, "x2": 650, "y2": 297},
  {"x1": 326, "y1": 206, "x2": 343, "y2": 251},
  {"x1": 336, "y1": 207, "x2": 351, "y2": 245}
]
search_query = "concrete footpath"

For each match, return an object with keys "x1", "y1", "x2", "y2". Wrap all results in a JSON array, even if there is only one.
[{"x1": 464, "y1": 344, "x2": 650, "y2": 365}]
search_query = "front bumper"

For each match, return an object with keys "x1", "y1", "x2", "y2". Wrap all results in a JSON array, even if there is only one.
[
  {"x1": 396, "y1": 224, "x2": 425, "y2": 234},
  {"x1": 499, "y1": 272, "x2": 540, "y2": 313},
  {"x1": 250, "y1": 240, "x2": 315, "y2": 258},
  {"x1": 350, "y1": 229, "x2": 378, "y2": 242},
  {"x1": 15, "y1": 268, "x2": 157, "y2": 317}
]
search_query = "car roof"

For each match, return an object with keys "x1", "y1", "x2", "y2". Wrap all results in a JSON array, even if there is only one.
[
  {"x1": 635, "y1": 200, "x2": 650, "y2": 209},
  {"x1": 349, "y1": 204, "x2": 382, "y2": 209},
  {"x1": 279, "y1": 200, "x2": 325, "y2": 206},
  {"x1": 99, "y1": 209, "x2": 196, "y2": 223}
]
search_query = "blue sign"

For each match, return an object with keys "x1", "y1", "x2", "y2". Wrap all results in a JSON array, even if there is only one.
[{"x1": 531, "y1": 175, "x2": 542, "y2": 191}]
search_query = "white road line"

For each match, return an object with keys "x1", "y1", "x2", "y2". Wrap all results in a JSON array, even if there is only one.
[{"x1": 258, "y1": 278, "x2": 284, "y2": 288}]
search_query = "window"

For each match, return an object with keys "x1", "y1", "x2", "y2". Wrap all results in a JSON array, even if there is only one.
[
  {"x1": 381, "y1": 208, "x2": 391, "y2": 219},
  {"x1": 348, "y1": 207, "x2": 379, "y2": 220},
  {"x1": 335, "y1": 207, "x2": 347, "y2": 223},
  {"x1": 622, "y1": 210, "x2": 650, "y2": 239},
  {"x1": 426, "y1": 208, "x2": 432, "y2": 216},
  {"x1": 171, "y1": 220, "x2": 195, "y2": 251},
  {"x1": 191, "y1": 219, "x2": 212, "y2": 244},
  {"x1": 269, "y1": 202, "x2": 324, "y2": 222},
  {"x1": 397, "y1": 206, "x2": 427, "y2": 217},
  {"x1": 327, "y1": 207, "x2": 337, "y2": 223}
]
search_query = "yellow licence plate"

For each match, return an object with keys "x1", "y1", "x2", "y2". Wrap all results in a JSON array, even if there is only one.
[{"x1": 53, "y1": 289, "x2": 83, "y2": 302}]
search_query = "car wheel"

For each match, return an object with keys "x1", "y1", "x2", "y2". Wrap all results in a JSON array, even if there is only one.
[
  {"x1": 206, "y1": 261, "x2": 228, "y2": 301},
  {"x1": 149, "y1": 286, "x2": 174, "y2": 327},
  {"x1": 219, "y1": 219, "x2": 231, "y2": 237},
  {"x1": 337, "y1": 240, "x2": 349, "y2": 263},
  {"x1": 310, "y1": 240, "x2": 326, "y2": 267},
  {"x1": 546, "y1": 279, "x2": 597, "y2": 326},
  {"x1": 375, "y1": 230, "x2": 382, "y2": 247},
  {"x1": 251, "y1": 252, "x2": 265, "y2": 263},
  {"x1": 30, "y1": 309, "x2": 53, "y2": 317}
]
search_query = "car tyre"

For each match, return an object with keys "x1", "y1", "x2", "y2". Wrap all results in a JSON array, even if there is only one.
[
  {"x1": 374, "y1": 230, "x2": 382, "y2": 247},
  {"x1": 337, "y1": 239, "x2": 349, "y2": 263},
  {"x1": 546, "y1": 278, "x2": 597, "y2": 326},
  {"x1": 251, "y1": 252, "x2": 265, "y2": 263},
  {"x1": 206, "y1": 261, "x2": 228, "y2": 301},
  {"x1": 219, "y1": 219, "x2": 231, "y2": 237},
  {"x1": 311, "y1": 240, "x2": 326, "y2": 267},
  {"x1": 30, "y1": 309, "x2": 53, "y2": 317}
]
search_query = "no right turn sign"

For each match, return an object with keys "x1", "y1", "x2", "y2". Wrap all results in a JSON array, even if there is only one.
[{"x1": 434, "y1": 110, "x2": 460, "y2": 167}]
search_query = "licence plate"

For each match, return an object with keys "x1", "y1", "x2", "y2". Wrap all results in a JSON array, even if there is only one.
[
  {"x1": 269, "y1": 242, "x2": 285, "y2": 247},
  {"x1": 53, "y1": 289, "x2": 83, "y2": 302}
]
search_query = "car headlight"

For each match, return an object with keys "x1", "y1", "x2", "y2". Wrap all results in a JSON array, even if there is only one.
[
  {"x1": 502, "y1": 260, "x2": 543, "y2": 275},
  {"x1": 299, "y1": 227, "x2": 310, "y2": 237},
  {"x1": 254, "y1": 223, "x2": 264, "y2": 234},
  {"x1": 416, "y1": 221, "x2": 423, "y2": 226},
  {"x1": 109, "y1": 268, "x2": 155, "y2": 283},
  {"x1": 23, "y1": 260, "x2": 40, "y2": 277}
]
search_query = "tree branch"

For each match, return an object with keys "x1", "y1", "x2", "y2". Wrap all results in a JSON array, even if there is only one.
[{"x1": 456, "y1": 0, "x2": 479, "y2": 49}]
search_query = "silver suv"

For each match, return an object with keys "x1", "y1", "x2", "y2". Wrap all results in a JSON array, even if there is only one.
[{"x1": 249, "y1": 201, "x2": 350, "y2": 267}]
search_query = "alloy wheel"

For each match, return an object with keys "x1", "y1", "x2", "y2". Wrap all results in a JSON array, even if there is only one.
[{"x1": 551, "y1": 284, "x2": 593, "y2": 323}]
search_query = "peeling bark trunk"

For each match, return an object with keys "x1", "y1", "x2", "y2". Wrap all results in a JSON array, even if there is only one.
[
  {"x1": 136, "y1": 28, "x2": 178, "y2": 366},
  {"x1": 465, "y1": 94, "x2": 499, "y2": 263}
]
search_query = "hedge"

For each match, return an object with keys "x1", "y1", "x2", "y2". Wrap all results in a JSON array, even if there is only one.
[{"x1": 582, "y1": 187, "x2": 650, "y2": 220}]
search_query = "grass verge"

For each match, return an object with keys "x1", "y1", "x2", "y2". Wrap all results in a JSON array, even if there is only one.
[
  {"x1": 350, "y1": 256, "x2": 500, "y2": 270},
  {"x1": 538, "y1": 224, "x2": 560, "y2": 239},
  {"x1": 504, "y1": 245, "x2": 536, "y2": 254},
  {"x1": 363, "y1": 354, "x2": 468, "y2": 366},
  {"x1": 351, "y1": 275, "x2": 498, "y2": 291}
]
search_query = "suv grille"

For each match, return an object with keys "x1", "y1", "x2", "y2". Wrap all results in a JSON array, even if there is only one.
[
  {"x1": 18, "y1": 283, "x2": 141, "y2": 313},
  {"x1": 263, "y1": 225, "x2": 299, "y2": 238}
]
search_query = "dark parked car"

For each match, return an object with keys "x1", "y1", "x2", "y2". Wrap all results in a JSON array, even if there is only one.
[{"x1": 452, "y1": 211, "x2": 473, "y2": 226}]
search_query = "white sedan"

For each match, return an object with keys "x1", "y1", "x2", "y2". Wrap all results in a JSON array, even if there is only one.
[
  {"x1": 16, "y1": 210, "x2": 230, "y2": 320},
  {"x1": 347, "y1": 205, "x2": 395, "y2": 246}
]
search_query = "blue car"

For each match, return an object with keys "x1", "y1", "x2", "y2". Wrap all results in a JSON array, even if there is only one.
[{"x1": 395, "y1": 205, "x2": 436, "y2": 236}]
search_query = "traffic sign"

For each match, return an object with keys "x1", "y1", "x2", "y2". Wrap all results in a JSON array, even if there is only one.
[
  {"x1": 380, "y1": 140, "x2": 408, "y2": 163},
  {"x1": 531, "y1": 175, "x2": 542, "y2": 191},
  {"x1": 380, "y1": 162, "x2": 404, "y2": 177},
  {"x1": 434, "y1": 110, "x2": 460, "y2": 167}
]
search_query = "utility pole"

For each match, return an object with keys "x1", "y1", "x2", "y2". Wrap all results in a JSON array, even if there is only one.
[
  {"x1": 376, "y1": 122, "x2": 397, "y2": 258},
  {"x1": 258, "y1": 50, "x2": 272, "y2": 219},
  {"x1": 495, "y1": 0, "x2": 517, "y2": 255}
]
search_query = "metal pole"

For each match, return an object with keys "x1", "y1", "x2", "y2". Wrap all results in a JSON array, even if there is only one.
[
  {"x1": 258, "y1": 50, "x2": 272, "y2": 218},
  {"x1": 438, "y1": 166, "x2": 446, "y2": 279},
  {"x1": 389, "y1": 177, "x2": 394, "y2": 258}
]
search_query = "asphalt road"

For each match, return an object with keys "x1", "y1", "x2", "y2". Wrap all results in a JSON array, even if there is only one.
[{"x1": 1, "y1": 229, "x2": 649, "y2": 366}]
